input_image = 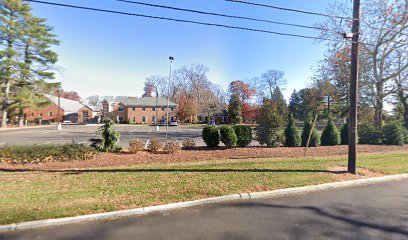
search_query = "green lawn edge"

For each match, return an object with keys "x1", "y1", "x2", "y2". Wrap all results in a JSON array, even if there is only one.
[{"x1": 0, "y1": 152, "x2": 407, "y2": 225}]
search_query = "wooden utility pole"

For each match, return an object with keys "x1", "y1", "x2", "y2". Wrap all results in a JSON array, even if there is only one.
[{"x1": 348, "y1": 0, "x2": 360, "y2": 174}]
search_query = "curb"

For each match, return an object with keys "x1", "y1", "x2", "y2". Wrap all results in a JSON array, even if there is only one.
[{"x1": 1, "y1": 173, "x2": 408, "y2": 233}]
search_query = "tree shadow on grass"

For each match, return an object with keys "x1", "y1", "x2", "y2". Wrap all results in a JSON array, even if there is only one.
[{"x1": 0, "y1": 168, "x2": 348, "y2": 175}]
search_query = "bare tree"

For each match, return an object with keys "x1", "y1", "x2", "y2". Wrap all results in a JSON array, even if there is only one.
[
  {"x1": 260, "y1": 70, "x2": 287, "y2": 99},
  {"x1": 144, "y1": 75, "x2": 167, "y2": 98},
  {"x1": 317, "y1": 0, "x2": 408, "y2": 128},
  {"x1": 394, "y1": 50, "x2": 408, "y2": 129}
]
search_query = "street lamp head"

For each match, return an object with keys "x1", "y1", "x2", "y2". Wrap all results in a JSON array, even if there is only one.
[{"x1": 169, "y1": 56, "x2": 174, "y2": 61}]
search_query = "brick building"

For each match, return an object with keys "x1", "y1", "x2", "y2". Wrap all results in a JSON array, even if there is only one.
[
  {"x1": 78, "y1": 105, "x2": 101, "y2": 124},
  {"x1": 102, "y1": 97, "x2": 178, "y2": 124},
  {"x1": 24, "y1": 95, "x2": 84, "y2": 124}
]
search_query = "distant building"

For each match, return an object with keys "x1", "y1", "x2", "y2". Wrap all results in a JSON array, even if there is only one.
[
  {"x1": 78, "y1": 105, "x2": 102, "y2": 124},
  {"x1": 24, "y1": 95, "x2": 84, "y2": 124},
  {"x1": 198, "y1": 109, "x2": 228, "y2": 124},
  {"x1": 101, "y1": 97, "x2": 178, "y2": 124}
]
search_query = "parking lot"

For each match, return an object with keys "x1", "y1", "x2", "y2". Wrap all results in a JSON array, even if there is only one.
[{"x1": 0, "y1": 124, "x2": 206, "y2": 147}]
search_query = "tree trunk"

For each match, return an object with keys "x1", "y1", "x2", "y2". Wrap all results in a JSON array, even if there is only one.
[
  {"x1": 1, "y1": 110, "x2": 7, "y2": 128},
  {"x1": 374, "y1": 82, "x2": 384, "y2": 128},
  {"x1": 1, "y1": 80, "x2": 10, "y2": 128},
  {"x1": 404, "y1": 104, "x2": 408, "y2": 130},
  {"x1": 18, "y1": 109, "x2": 25, "y2": 128}
]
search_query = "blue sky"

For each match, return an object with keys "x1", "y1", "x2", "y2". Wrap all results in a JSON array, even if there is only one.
[{"x1": 31, "y1": 0, "x2": 339, "y2": 99}]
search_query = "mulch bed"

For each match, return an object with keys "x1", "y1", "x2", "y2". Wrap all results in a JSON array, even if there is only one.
[{"x1": 1, "y1": 145, "x2": 408, "y2": 171}]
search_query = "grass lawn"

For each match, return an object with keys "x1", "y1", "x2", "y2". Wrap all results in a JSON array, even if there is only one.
[{"x1": 0, "y1": 151, "x2": 407, "y2": 225}]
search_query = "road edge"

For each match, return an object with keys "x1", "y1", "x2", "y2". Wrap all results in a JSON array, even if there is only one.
[{"x1": 1, "y1": 173, "x2": 408, "y2": 233}]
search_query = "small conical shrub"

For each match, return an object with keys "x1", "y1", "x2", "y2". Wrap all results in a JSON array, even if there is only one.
[
  {"x1": 321, "y1": 117, "x2": 340, "y2": 146},
  {"x1": 382, "y1": 123, "x2": 405, "y2": 146},
  {"x1": 92, "y1": 118, "x2": 121, "y2": 152},
  {"x1": 284, "y1": 114, "x2": 301, "y2": 147},
  {"x1": 232, "y1": 125, "x2": 252, "y2": 147},
  {"x1": 301, "y1": 118, "x2": 312, "y2": 147},
  {"x1": 301, "y1": 118, "x2": 320, "y2": 147},
  {"x1": 220, "y1": 126, "x2": 238, "y2": 148},
  {"x1": 309, "y1": 129, "x2": 321, "y2": 147},
  {"x1": 340, "y1": 122, "x2": 349, "y2": 145}
]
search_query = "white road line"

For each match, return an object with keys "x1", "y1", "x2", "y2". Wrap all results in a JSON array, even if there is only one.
[
  {"x1": 148, "y1": 128, "x2": 153, "y2": 134},
  {"x1": 78, "y1": 141, "x2": 88, "y2": 144},
  {"x1": 129, "y1": 126, "x2": 140, "y2": 133},
  {"x1": 177, "y1": 128, "x2": 185, "y2": 133}
]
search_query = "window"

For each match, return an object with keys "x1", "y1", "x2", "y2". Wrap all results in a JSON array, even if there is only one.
[
  {"x1": 48, "y1": 111, "x2": 53, "y2": 117},
  {"x1": 142, "y1": 107, "x2": 146, "y2": 112},
  {"x1": 152, "y1": 107, "x2": 156, "y2": 112},
  {"x1": 118, "y1": 116, "x2": 124, "y2": 122},
  {"x1": 162, "y1": 107, "x2": 165, "y2": 111},
  {"x1": 170, "y1": 107, "x2": 174, "y2": 112},
  {"x1": 31, "y1": 113, "x2": 34, "y2": 116},
  {"x1": 152, "y1": 116, "x2": 156, "y2": 123},
  {"x1": 132, "y1": 116, "x2": 136, "y2": 123},
  {"x1": 132, "y1": 107, "x2": 136, "y2": 111},
  {"x1": 118, "y1": 106, "x2": 124, "y2": 112},
  {"x1": 142, "y1": 116, "x2": 146, "y2": 123}
]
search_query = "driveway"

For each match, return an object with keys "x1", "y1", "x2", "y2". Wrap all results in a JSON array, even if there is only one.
[
  {"x1": 2, "y1": 179, "x2": 408, "y2": 240},
  {"x1": 0, "y1": 124, "x2": 205, "y2": 147}
]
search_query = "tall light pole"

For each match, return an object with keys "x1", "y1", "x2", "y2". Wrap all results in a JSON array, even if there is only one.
[
  {"x1": 166, "y1": 56, "x2": 174, "y2": 142},
  {"x1": 348, "y1": 0, "x2": 360, "y2": 174}
]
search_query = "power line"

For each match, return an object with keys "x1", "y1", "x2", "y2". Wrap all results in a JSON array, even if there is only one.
[
  {"x1": 116, "y1": 0, "x2": 343, "y2": 34},
  {"x1": 24, "y1": 0, "x2": 340, "y2": 42},
  {"x1": 225, "y1": 0, "x2": 354, "y2": 21}
]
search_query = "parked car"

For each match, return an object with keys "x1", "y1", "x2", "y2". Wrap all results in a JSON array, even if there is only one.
[
  {"x1": 159, "y1": 119, "x2": 166, "y2": 126},
  {"x1": 170, "y1": 120, "x2": 178, "y2": 126},
  {"x1": 208, "y1": 120, "x2": 216, "y2": 126}
]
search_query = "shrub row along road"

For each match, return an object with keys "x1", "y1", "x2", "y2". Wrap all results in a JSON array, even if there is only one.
[
  {"x1": 3, "y1": 179, "x2": 408, "y2": 240},
  {"x1": 0, "y1": 125, "x2": 210, "y2": 147}
]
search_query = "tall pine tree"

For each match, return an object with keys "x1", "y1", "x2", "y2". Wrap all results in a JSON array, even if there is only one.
[
  {"x1": 228, "y1": 93, "x2": 242, "y2": 124},
  {"x1": 1, "y1": 1, "x2": 59, "y2": 128}
]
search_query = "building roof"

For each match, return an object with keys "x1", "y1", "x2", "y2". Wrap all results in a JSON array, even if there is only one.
[
  {"x1": 45, "y1": 95, "x2": 84, "y2": 113},
  {"x1": 117, "y1": 97, "x2": 178, "y2": 107},
  {"x1": 85, "y1": 105, "x2": 102, "y2": 112}
]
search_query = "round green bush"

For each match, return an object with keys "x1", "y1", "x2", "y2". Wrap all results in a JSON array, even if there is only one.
[
  {"x1": 233, "y1": 126, "x2": 253, "y2": 147},
  {"x1": 284, "y1": 114, "x2": 301, "y2": 147},
  {"x1": 321, "y1": 118, "x2": 340, "y2": 146},
  {"x1": 220, "y1": 126, "x2": 238, "y2": 148},
  {"x1": 340, "y1": 122, "x2": 348, "y2": 145},
  {"x1": 382, "y1": 123, "x2": 405, "y2": 146},
  {"x1": 202, "y1": 126, "x2": 220, "y2": 148},
  {"x1": 358, "y1": 124, "x2": 382, "y2": 144}
]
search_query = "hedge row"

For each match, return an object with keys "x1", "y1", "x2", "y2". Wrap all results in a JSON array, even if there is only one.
[
  {"x1": 202, "y1": 126, "x2": 252, "y2": 148},
  {"x1": 0, "y1": 142, "x2": 96, "y2": 164},
  {"x1": 203, "y1": 121, "x2": 407, "y2": 149}
]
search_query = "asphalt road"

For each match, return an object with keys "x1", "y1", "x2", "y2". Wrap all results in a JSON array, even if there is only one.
[
  {"x1": 2, "y1": 179, "x2": 408, "y2": 240},
  {"x1": 0, "y1": 124, "x2": 205, "y2": 147}
]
